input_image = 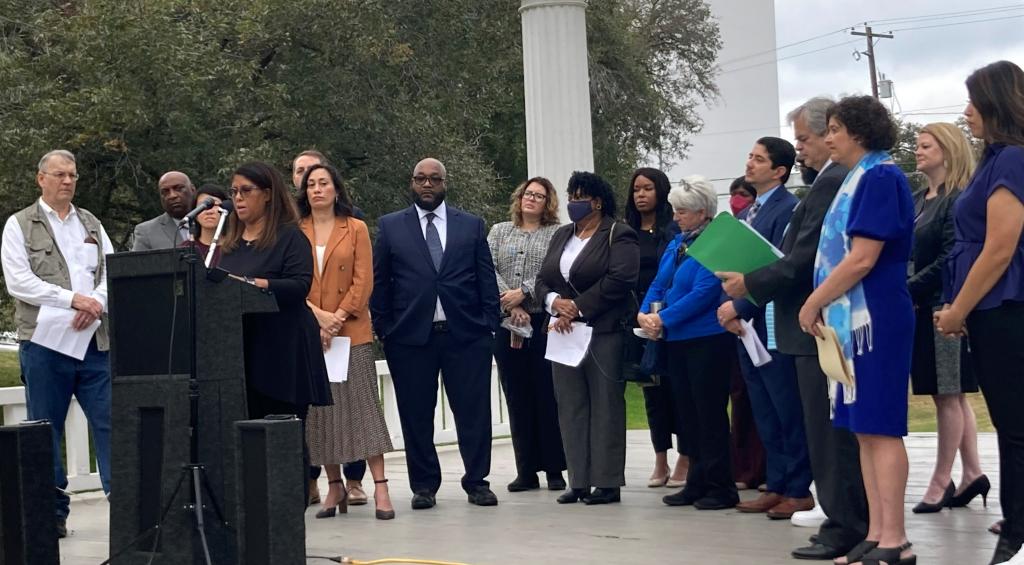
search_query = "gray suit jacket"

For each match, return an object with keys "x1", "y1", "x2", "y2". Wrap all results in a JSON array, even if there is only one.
[
  {"x1": 744, "y1": 162, "x2": 849, "y2": 356},
  {"x1": 131, "y1": 212, "x2": 183, "y2": 251}
]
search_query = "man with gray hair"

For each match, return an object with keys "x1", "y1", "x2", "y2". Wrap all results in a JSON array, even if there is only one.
[
  {"x1": 717, "y1": 97, "x2": 868, "y2": 560},
  {"x1": 1, "y1": 150, "x2": 115, "y2": 538},
  {"x1": 131, "y1": 170, "x2": 196, "y2": 250}
]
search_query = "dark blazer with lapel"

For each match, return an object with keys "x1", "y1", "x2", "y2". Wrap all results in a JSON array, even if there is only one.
[
  {"x1": 732, "y1": 186, "x2": 800, "y2": 337},
  {"x1": 535, "y1": 216, "x2": 639, "y2": 334},
  {"x1": 370, "y1": 204, "x2": 500, "y2": 346},
  {"x1": 745, "y1": 162, "x2": 849, "y2": 356},
  {"x1": 908, "y1": 186, "x2": 959, "y2": 309}
]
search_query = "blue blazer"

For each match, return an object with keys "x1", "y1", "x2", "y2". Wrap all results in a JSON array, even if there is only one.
[
  {"x1": 640, "y1": 234, "x2": 725, "y2": 342},
  {"x1": 733, "y1": 186, "x2": 799, "y2": 337},
  {"x1": 370, "y1": 204, "x2": 501, "y2": 346}
]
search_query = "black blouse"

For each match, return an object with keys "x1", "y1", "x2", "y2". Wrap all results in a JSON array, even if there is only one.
[{"x1": 219, "y1": 224, "x2": 331, "y2": 408}]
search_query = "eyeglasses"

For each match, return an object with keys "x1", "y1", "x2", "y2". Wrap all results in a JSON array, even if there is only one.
[
  {"x1": 41, "y1": 171, "x2": 79, "y2": 181},
  {"x1": 229, "y1": 185, "x2": 263, "y2": 199},
  {"x1": 412, "y1": 175, "x2": 445, "y2": 186},
  {"x1": 522, "y1": 190, "x2": 547, "y2": 201}
]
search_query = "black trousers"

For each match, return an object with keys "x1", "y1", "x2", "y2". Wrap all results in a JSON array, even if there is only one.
[
  {"x1": 492, "y1": 313, "x2": 566, "y2": 476},
  {"x1": 968, "y1": 301, "x2": 1024, "y2": 544},
  {"x1": 642, "y1": 375, "x2": 678, "y2": 453},
  {"x1": 668, "y1": 333, "x2": 737, "y2": 500},
  {"x1": 309, "y1": 460, "x2": 366, "y2": 482},
  {"x1": 246, "y1": 386, "x2": 310, "y2": 507},
  {"x1": 384, "y1": 331, "x2": 493, "y2": 494},
  {"x1": 792, "y1": 355, "x2": 868, "y2": 550}
]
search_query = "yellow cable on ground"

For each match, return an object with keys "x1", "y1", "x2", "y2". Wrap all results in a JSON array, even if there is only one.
[{"x1": 338, "y1": 558, "x2": 470, "y2": 565}]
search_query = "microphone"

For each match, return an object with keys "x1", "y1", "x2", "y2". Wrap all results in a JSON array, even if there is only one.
[
  {"x1": 183, "y1": 197, "x2": 216, "y2": 224},
  {"x1": 205, "y1": 199, "x2": 234, "y2": 268}
]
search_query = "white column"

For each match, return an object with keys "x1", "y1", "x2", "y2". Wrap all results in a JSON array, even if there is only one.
[{"x1": 520, "y1": 0, "x2": 594, "y2": 221}]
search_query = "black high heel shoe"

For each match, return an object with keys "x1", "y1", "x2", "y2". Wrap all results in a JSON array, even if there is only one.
[
  {"x1": 950, "y1": 474, "x2": 990, "y2": 508},
  {"x1": 315, "y1": 479, "x2": 348, "y2": 518},
  {"x1": 912, "y1": 481, "x2": 954, "y2": 514},
  {"x1": 859, "y1": 542, "x2": 915, "y2": 565}
]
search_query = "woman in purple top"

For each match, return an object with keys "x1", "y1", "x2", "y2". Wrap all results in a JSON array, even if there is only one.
[{"x1": 935, "y1": 60, "x2": 1024, "y2": 565}]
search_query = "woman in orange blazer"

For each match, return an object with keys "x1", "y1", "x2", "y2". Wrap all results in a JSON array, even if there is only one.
[{"x1": 299, "y1": 163, "x2": 395, "y2": 520}]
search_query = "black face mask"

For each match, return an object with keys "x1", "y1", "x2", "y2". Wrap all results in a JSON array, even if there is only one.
[
  {"x1": 411, "y1": 188, "x2": 446, "y2": 211},
  {"x1": 567, "y1": 200, "x2": 593, "y2": 223}
]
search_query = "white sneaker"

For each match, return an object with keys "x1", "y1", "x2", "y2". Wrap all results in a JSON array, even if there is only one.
[{"x1": 791, "y1": 503, "x2": 827, "y2": 527}]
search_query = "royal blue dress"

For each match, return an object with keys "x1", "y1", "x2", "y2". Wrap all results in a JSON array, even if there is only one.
[{"x1": 832, "y1": 165, "x2": 915, "y2": 437}]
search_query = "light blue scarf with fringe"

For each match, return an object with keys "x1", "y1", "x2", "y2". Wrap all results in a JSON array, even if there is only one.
[{"x1": 814, "y1": 151, "x2": 891, "y2": 406}]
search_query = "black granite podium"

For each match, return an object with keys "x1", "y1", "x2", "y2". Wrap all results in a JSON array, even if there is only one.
[{"x1": 105, "y1": 248, "x2": 277, "y2": 565}]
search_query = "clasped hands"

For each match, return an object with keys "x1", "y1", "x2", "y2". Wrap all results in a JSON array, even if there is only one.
[
  {"x1": 314, "y1": 307, "x2": 349, "y2": 350},
  {"x1": 549, "y1": 297, "x2": 579, "y2": 334},
  {"x1": 715, "y1": 301, "x2": 745, "y2": 336},
  {"x1": 70, "y1": 292, "x2": 103, "y2": 331},
  {"x1": 636, "y1": 312, "x2": 663, "y2": 338},
  {"x1": 501, "y1": 289, "x2": 531, "y2": 327},
  {"x1": 933, "y1": 304, "x2": 967, "y2": 338}
]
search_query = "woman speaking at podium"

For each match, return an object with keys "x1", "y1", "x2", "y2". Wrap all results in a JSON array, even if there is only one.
[{"x1": 218, "y1": 161, "x2": 332, "y2": 501}]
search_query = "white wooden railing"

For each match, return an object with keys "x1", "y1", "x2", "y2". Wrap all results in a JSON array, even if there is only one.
[{"x1": 0, "y1": 360, "x2": 509, "y2": 493}]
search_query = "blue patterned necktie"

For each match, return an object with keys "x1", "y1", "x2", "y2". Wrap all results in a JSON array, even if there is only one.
[
  {"x1": 746, "y1": 200, "x2": 762, "y2": 224},
  {"x1": 425, "y1": 212, "x2": 443, "y2": 270}
]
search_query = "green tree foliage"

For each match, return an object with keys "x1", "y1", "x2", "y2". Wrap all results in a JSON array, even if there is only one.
[{"x1": 0, "y1": 0, "x2": 720, "y2": 327}]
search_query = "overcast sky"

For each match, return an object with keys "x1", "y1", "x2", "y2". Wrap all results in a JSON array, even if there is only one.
[{"x1": 764, "y1": 1, "x2": 1024, "y2": 129}]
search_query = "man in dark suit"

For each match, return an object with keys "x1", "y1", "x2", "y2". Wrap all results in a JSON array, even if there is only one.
[
  {"x1": 719, "y1": 137, "x2": 814, "y2": 521},
  {"x1": 718, "y1": 99, "x2": 868, "y2": 560},
  {"x1": 131, "y1": 171, "x2": 196, "y2": 250},
  {"x1": 371, "y1": 157, "x2": 501, "y2": 509}
]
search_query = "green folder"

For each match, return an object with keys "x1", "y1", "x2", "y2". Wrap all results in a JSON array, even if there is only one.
[{"x1": 686, "y1": 212, "x2": 783, "y2": 304}]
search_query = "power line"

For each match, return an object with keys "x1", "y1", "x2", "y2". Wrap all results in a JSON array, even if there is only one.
[
  {"x1": 719, "y1": 39, "x2": 862, "y2": 75},
  {"x1": 716, "y1": 28, "x2": 848, "y2": 67},
  {"x1": 866, "y1": 4, "x2": 1024, "y2": 25},
  {"x1": 890, "y1": 13, "x2": 1024, "y2": 32}
]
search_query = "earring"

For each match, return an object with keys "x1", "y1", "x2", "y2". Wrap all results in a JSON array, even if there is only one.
[{"x1": 596, "y1": 205, "x2": 602, "y2": 210}]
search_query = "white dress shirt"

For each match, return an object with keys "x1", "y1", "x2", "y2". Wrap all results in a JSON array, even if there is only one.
[
  {"x1": 415, "y1": 201, "x2": 448, "y2": 322},
  {"x1": 1, "y1": 198, "x2": 114, "y2": 312},
  {"x1": 545, "y1": 233, "x2": 591, "y2": 316}
]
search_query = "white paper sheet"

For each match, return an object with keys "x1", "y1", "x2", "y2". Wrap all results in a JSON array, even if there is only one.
[
  {"x1": 739, "y1": 319, "x2": 772, "y2": 367},
  {"x1": 30, "y1": 305, "x2": 101, "y2": 361},
  {"x1": 324, "y1": 336, "x2": 351, "y2": 383},
  {"x1": 544, "y1": 321, "x2": 593, "y2": 368}
]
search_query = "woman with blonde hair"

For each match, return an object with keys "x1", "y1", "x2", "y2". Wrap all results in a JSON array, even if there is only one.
[
  {"x1": 487, "y1": 177, "x2": 567, "y2": 493},
  {"x1": 908, "y1": 122, "x2": 988, "y2": 515}
]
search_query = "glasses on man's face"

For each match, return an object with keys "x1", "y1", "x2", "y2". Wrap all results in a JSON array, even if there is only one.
[
  {"x1": 412, "y1": 175, "x2": 445, "y2": 186},
  {"x1": 229, "y1": 185, "x2": 262, "y2": 199},
  {"x1": 522, "y1": 190, "x2": 547, "y2": 201},
  {"x1": 42, "y1": 171, "x2": 79, "y2": 182}
]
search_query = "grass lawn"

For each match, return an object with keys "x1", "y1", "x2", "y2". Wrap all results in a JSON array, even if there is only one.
[
  {"x1": 623, "y1": 381, "x2": 994, "y2": 434},
  {"x1": 0, "y1": 349, "x2": 993, "y2": 433}
]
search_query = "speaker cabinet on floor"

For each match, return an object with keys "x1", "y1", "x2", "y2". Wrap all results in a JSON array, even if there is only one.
[
  {"x1": 0, "y1": 421, "x2": 60, "y2": 565},
  {"x1": 234, "y1": 418, "x2": 305, "y2": 565}
]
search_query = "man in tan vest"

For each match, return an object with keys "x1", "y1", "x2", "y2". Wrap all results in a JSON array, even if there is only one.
[{"x1": 1, "y1": 149, "x2": 114, "y2": 538}]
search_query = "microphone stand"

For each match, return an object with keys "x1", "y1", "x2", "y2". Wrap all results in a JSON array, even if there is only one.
[{"x1": 205, "y1": 208, "x2": 230, "y2": 269}]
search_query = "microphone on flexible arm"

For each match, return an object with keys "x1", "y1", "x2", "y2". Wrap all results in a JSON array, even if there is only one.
[
  {"x1": 205, "y1": 199, "x2": 233, "y2": 268},
  {"x1": 183, "y1": 197, "x2": 216, "y2": 225}
]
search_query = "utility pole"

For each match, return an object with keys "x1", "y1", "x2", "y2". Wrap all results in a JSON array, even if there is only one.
[{"x1": 851, "y1": 25, "x2": 894, "y2": 98}]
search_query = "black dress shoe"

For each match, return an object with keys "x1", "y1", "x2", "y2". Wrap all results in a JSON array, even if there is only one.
[
  {"x1": 693, "y1": 493, "x2": 738, "y2": 510},
  {"x1": 808, "y1": 534, "x2": 818, "y2": 544},
  {"x1": 951, "y1": 474, "x2": 991, "y2": 508},
  {"x1": 583, "y1": 487, "x2": 620, "y2": 505},
  {"x1": 556, "y1": 488, "x2": 590, "y2": 504},
  {"x1": 507, "y1": 475, "x2": 540, "y2": 492},
  {"x1": 467, "y1": 486, "x2": 498, "y2": 506},
  {"x1": 56, "y1": 518, "x2": 67, "y2": 539},
  {"x1": 662, "y1": 488, "x2": 702, "y2": 507},
  {"x1": 411, "y1": 490, "x2": 436, "y2": 510},
  {"x1": 791, "y1": 542, "x2": 844, "y2": 560},
  {"x1": 546, "y1": 472, "x2": 567, "y2": 491}
]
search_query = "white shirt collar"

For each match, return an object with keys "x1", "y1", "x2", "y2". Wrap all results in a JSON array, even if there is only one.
[
  {"x1": 37, "y1": 198, "x2": 77, "y2": 220},
  {"x1": 415, "y1": 201, "x2": 447, "y2": 222}
]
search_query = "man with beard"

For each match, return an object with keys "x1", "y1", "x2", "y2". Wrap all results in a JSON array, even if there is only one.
[
  {"x1": 370, "y1": 157, "x2": 501, "y2": 509},
  {"x1": 717, "y1": 97, "x2": 868, "y2": 560},
  {"x1": 131, "y1": 171, "x2": 196, "y2": 250}
]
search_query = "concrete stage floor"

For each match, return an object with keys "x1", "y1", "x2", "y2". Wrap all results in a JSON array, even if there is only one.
[{"x1": 59, "y1": 431, "x2": 1001, "y2": 564}]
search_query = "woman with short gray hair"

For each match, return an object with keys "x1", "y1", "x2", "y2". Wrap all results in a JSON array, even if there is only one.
[{"x1": 638, "y1": 175, "x2": 738, "y2": 510}]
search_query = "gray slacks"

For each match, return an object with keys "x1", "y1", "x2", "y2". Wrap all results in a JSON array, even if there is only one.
[{"x1": 551, "y1": 331, "x2": 627, "y2": 489}]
